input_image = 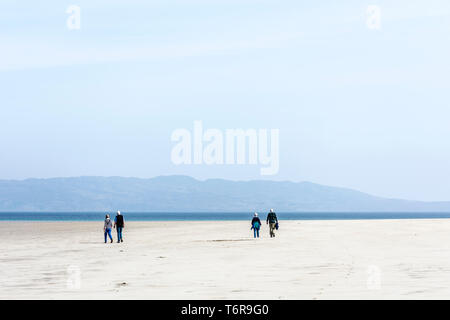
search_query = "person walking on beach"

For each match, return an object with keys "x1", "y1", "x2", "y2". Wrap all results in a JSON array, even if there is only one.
[
  {"x1": 266, "y1": 209, "x2": 278, "y2": 238},
  {"x1": 114, "y1": 211, "x2": 125, "y2": 243},
  {"x1": 251, "y1": 212, "x2": 262, "y2": 238},
  {"x1": 104, "y1": 214, "x2": 113, "y2": 243}
]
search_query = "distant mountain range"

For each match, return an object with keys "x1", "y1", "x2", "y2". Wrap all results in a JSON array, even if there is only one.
[{"x1": 0, "y1": 175, "x2": 449, "y2": 212}]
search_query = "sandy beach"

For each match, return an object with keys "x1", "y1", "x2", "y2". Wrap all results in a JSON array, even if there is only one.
[{"x1": 1, "y1": 219, "x2": 450, "y2": 299}]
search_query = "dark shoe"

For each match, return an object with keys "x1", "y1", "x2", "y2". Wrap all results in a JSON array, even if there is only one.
[
  {"x1": 121, "y1": 239, "x2": 123, "y2": 242},
  {"x1": 110, "y1": 239, "x2": 113, "y2": 243}
]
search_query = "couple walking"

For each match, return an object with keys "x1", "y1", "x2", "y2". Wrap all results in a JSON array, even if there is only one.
[
  {"x1": 251, "y1": 209, "x2": 278, "y2": 238},
  {"x1": 103, "y1": 211, "x2": 125, "y2": 243}
]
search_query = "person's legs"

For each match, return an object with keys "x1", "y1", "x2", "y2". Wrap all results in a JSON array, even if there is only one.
[
  {"x1": 104, "y1": 230, "x2": 107, "y2": 243},
  {"x1": 117, "y1": 227, "x2": 123, "y2": 242},
  {"x1": 107, "y1": 229, "x2": 113, "y2": 242},
  {"x1": 253, "y1": 228, "x2": 257, "y2": 238},
  {"x1": 256, "y1": 228, "x2": 260, "y2": 238},
  {"x1": 269, "y1": 223, "x2": 276, "y2": 237}
]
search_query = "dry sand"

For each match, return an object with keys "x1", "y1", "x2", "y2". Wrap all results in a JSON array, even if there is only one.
[{"x1": 1, "y1": 219, "x2": 450, "y2": 299}]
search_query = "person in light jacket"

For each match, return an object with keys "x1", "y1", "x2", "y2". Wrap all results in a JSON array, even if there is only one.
[{"x1": 104, "y1": 214, "x2": 113, "y2": 243}]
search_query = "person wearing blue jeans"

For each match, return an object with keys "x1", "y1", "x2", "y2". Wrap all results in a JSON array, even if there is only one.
[
  {"x1": 114, "y1": 211, "x2": 125, "y2": 243},
  {"x1": 251, "y1": 212, "x2": 262, "y2": 238},
  {"x1": 104, "y1": 214, "x2": 113, "y2": 243}
]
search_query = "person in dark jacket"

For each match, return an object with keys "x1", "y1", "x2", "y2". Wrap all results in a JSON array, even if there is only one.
[
  {"x1": 114, "y1": 211, "x2": 125, "y2": 243},
  {"x1": 266, "y1": 209, "x2": 278, "y2": 238},
  {"x1": 251, "y1": 212, "x2": 262, "y2": 238}
]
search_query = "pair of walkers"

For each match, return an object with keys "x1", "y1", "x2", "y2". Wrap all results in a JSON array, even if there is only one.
[
  {"x1": 251, "y1": 209, "x2": 278, "y2": 238},
  {"x1": 104, "y1": 211, "x2": 125, "y2": 243}
]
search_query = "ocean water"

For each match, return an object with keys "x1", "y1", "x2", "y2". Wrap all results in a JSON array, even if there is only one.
[{"x1": 1, "y1": 212, "x2": 450, "y2": 221}]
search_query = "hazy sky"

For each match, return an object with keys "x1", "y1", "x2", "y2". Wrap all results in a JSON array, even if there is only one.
[{"x1": 1, "y1": 0, "x2": 450, "y2": 201}]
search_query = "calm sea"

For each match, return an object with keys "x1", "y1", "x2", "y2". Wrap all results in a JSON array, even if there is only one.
[{"x1": 1, "y1": 212, "x2": 450, "y2": 221}]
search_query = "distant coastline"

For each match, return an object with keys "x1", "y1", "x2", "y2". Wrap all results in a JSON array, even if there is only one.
[
  {"x1": 2, "y1": 211, "x2": 450, "y2": 221},
  {"x1": 1, "y1": 176, "x2": 450, "y2": 213}
]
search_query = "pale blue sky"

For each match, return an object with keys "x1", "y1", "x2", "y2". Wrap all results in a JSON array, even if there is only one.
[{"x1": 1, "y1": 0, "x2": 450, "y2": 201}]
